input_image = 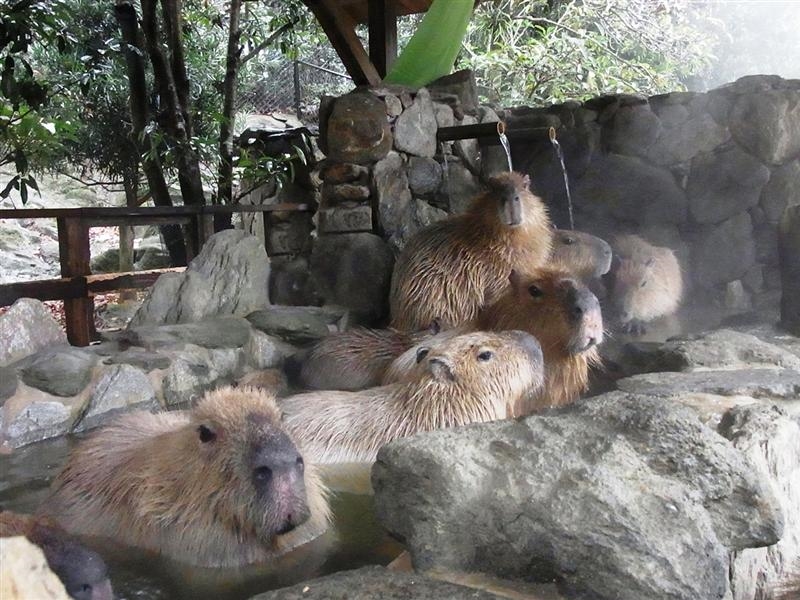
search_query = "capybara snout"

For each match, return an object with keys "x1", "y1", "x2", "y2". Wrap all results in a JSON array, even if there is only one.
[
  {"x1": 505, "y1": 330, "x2": 545, "y2": 378},
  {"x1": 565, "y1": 283, "x2": 604, "y2": 353}
]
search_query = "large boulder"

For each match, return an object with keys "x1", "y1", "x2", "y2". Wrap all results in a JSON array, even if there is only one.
[
  {"x1": 309, "y1": 233, "x2": 394, "y2": 324},
  {"x1": 729, "y1": 89, "x2": 800, "y2": 165},
  {"x1": 161, "y1": 345, "x2": 244, "y2": 407},
  {"x1": 0, "y1": 298, "x2": 66, "y2": 367},
  {"x1": 20, "y1": 347, "x2": 97, "y2": 397},
  {"x1": 373, "y1": 393, "x2": 784, "y2": 600},
  {"x1": 1, "y1": 385, "x2": 86, "y2": 448},
  {"x1": 125, "y1": 316, "x2": 253, "y2": 350},
  {"x1": 374, "y1": 151, "x2": 413, "y2": 250},
  {"x1": 393, "y1": 88, "x2": 437, "y2": 158},
  {"x1": 246, "y1": 306, "x2": 347, "y2": 345},
  {"x1": 73, "y1": 364, "x2": 157, "y2": 432},
  {"x1": 648, "y1": 111, "x2": 730, "y2": 166},
  {"x1": 325, "y1": 91, "x2": 393, "y2": 164},
  {"x1": 129, "y1": 229, "x2": 270, "y2": 327},
  {"x1": 760, "y1": 160, "x2": 800, "y2": 224},
  {"x1": 779, "y1": 205, "x2": 800, "y2": 335},
  {"x1": 692, "y1": 212, "x2": 756, "y2": 287}
]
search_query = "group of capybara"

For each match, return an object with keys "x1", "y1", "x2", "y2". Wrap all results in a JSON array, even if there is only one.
[{"x1": 2, "y1": 171, "x2": 692, "y2": 597}]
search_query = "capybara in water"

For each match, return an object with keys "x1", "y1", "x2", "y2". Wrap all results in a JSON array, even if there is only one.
[
  {"x1": 384, "y1": 268, "x2": 603, "y2": 415},
  {"x1": 550, "y1": 229, "x2": 613, "y2": 281},
  {"x1": 280, "y1": 330, "x2": 544, "y2": 464},
  {"x1": 0, "y1": 511, "x2": 113, "y2": 600},
  {"x1": 44, "y1": 387, "x2": 330, "y2": 568},
  {"x1": 293, "y1": 321, "x2": 440, "y2": 391},
  {"x1": 389, "y1": 172, "x2": 553, "y2": 331},
  {"x1": 236, "y1": 368, "x2": 290, "y2": 397},
  {"x1": 608, "y1": 234, "x2": 683, "y2": 335}
]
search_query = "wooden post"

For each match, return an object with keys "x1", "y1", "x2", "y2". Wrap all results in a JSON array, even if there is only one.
[
  {"x1": 57, "y1": 216, "x2": 94, "y2": 346},
  {"x1": 368, "y1": 0, "x2": 397, "y2": 78}
]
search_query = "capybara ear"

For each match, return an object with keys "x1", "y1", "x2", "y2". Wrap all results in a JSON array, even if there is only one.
[
  {"x1": 508, "y1": 268, "x2": 523, "y2": 290},
  {"x1": 428, "y1": 318, "x2": 442, "y2": 335},
  {"x1": 415, "y1": 347, "x2": 430, "y2": 364},
  {"x1": 522, "y1": 174, "x2": 531, "y2": 188},
  {"x1": 428, "y1": 357, "x2": 456, "y2": 382}
]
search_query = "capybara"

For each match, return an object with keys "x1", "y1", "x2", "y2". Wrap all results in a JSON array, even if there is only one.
[
  {"x1": 389, "y1": 172, "x2": 553, "y2": 331},
  {"x1": 0, "y1": 511, "x2": 113, "y2": 600},
  {"x1": 384, "y1": 268, "x2": 603, "y2": 415},
  {"x1": 608, "y1": 234, "x2": 683, "y2": 335},
  {"x1": 550, "y1": 229, "x2": 613, "y2": 281},
  {"x1": 772, "y1": 565, "x2": 800, "y2": 600},
  {"x1": 44, "y1": 387, "x2": 330, "y2": 568},
  {"x1": 294, "y1": 321, "x2": 440, "y2": 391},
  {"x1": 236, "y1": 368, "x2": 290, "y2": 397},
  {"x1": 280, "y1": 330, "x2": 545, "y2": 464}
]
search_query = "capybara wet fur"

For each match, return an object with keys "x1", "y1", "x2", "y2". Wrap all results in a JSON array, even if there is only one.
[
  {"x1": 0, "y1": 510, "x2": 113, "y2": 600},
  {"x1": 44, "y1": 387, "x2": 330, "y2": 568},
  {"x1": 390, "y1": 171, "x2": 553, "y2": 331},
  {"x1": 609, "y1": 234, "x2": 683, "y2": 335},
  {"x1": 550, "y1": 229, "x2": 613, "y2": 281},
  {"x1": 280, "y1": 330, "x2": 544, "y2": 464}
]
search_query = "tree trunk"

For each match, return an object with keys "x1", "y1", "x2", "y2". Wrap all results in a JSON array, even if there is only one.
[
  {"x1": 214, "y1": 0, "x2": 243, "y2": 232},
  {"x1": 119, "y1": 170, "x2": 137, "y2": 300},
  {"x1": 115, "y1": 0, "x2": 187, "y2": 266}
]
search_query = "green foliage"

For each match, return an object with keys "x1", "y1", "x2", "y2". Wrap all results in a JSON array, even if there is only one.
[{"x1": 461, "y1": 0, "x2": 716, "y2": 105}]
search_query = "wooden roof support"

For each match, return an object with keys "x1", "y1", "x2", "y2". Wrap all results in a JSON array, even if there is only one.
[
  {"x1": 302, "y1": 0, "x2": 381, "y2": 86},
  {"x1": 368, "y1": 0, "x2": 397, "y2": 78}
]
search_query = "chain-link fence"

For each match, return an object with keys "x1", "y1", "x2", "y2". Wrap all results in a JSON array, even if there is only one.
[{"x1": 237, "y1": 47, "x2": 355, "y2": 124}]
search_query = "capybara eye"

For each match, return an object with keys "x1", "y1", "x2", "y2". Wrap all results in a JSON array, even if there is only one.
[
  {"x1": 82, "y1": 584, "x2": 92, "y2": 593},
  {"x1": 640, "y1": 280, "x2": 648, "y2": 288},
  {"x1": 198, "y1": 425, "x2": 216, "y2": 443},
  {"x1": 416, "y1": 348, "x2": 430, "y2": 363},
  {"x1": 296, "y1": 456, "x2": 304, "y2": 471},
  {"x1": 253, "y1": 466, "x2": 272, "y2": 483},
  {"x1": 562, "y1": 236, "x2": 575, "y2": 245},
  {"x1": 477, "y1": 350, "x2": 494, "y2": 362},
  {"x1": 528, "y1": 285, "x2": 543, "y2": 298}
]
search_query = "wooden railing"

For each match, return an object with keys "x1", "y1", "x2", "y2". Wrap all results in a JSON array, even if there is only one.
[{"x1": 0, "y1": 203, "x2": 310, "y2": 346}]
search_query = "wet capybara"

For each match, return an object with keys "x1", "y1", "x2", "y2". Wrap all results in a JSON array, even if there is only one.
[
  {"x1": 0, "y1": 511, "x2": 113, "y2": 600},
  {"x1": 44, "y1": 387, "x2": 330, "y2": 568},
  {"x1": 294, "y1": 321, "x2": 440, "y2": 391},
  {"x1": 608, "y1": 234, "x2": 683, "y2": 335},
  {"x1": 236, "y1": 368, "x2": 290, "y2": 397},
  {"x1": 280, "y1": 330, "x2": 545, "y2": 464},
  {"x1": 550, "y1": 229, "x2": 613, "y2": 281},
  {"x1": 389, "y1": 172, "x2": 553, "y2": 331},
  {"x1": 384, "y1": 268, "x2": 603, "y2": 416}
]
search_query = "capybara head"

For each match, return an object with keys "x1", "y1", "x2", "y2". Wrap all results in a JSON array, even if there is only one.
[
  {"x1": 189, "y1": 388, "x2": 311, "y2": 541},
  {"x1": 551, "y1": 229, "x2": 613, "y2": 280},
  {"x1": 474, "y1": 172, "x2": 547, "y2": 230}
]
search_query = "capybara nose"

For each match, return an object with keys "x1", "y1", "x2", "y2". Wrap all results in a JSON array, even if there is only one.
[
  {"x1": 90, "y1": 579, "x2": 114, "y2": 600},
  {"x1": 505, "y1": 330, "x2": 544, "y2": 368},
  {"x1": 250, "y1": 435, "x2": 304, "y2": 491},
  {"x1": 275, "y1": 516, "x2": 299, "y2": 535},
  {"x1": 571, "y1": 287, "x2": 601, "y2": 322}
]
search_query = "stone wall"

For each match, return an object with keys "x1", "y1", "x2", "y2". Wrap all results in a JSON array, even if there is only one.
[{"x1": 503, "y1": 75, "x2": 800, "y2": 314}]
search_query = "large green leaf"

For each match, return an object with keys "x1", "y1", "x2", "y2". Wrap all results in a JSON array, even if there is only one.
[{"x1": 384, "y1": 0, "x2": 473, "y2": 87}]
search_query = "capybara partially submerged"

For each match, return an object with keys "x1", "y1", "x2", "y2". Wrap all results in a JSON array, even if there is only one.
[
  {"x1": 390, "y1": 172, "x2": 553, "y2": 331},
  {"x1": 0, "y1": 511, "x2": 113, "y2": 600},
  {"x1": 44, "y1": 387, "x2": 330, "y2": 568},
  {"x1": 550, "y1": 229, "x2": 613, "y2": 281},
  {"x1": 281, "y1": 330, "x2": 545, "y2": 464},
  {"x1": 384, "y1": 268, "x2": 603, "y2": 415},
  {"x1": 294, "y1": 322, "x2": 440, "y2": 391},
  {"x1": 608, "y1": 234, "x2": 683, "y2": 335}
]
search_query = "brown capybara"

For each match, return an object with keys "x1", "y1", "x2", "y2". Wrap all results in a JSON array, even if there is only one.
[
  {"x1": 280, "y1": 330, "x2": 545, "y2": 464},
  {"x1": 44, "y1": 387, "x2": 330, "y2": 568},
  {"x1": 0, "y1": 511, "x2": 113, "y2": 600},
  {"x1": 608, "y1": 234, "x2": 683, "y2": 335},
  {"x1": 236, "y1": 368, "x2": 290, "y2": 397},
  {"x1": 384, "y1": 268, "x2": 603, "y2": 416},
  {"x1": 550, "y1": 229, "x2": 613, "y2": 281},
  {"x1": 389, "y1": 172, "x2": 553, "y2": 331},
  {"x1": 293, "y1": 321, "x2": 440, "y2": 391}
]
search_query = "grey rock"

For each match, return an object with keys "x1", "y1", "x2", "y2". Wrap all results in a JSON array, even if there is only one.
[
  {"x1": 440, "y1": 159, "x2": 482, "y2": 214},
  {"x1": 322, "y1": 162, "x2": 370, "y2": 185},
  {"x1": 269, "y1": 256, "x2": 315, "y2": 306},
  {"x1": 74, "y1": 364, "x2": 157, "y2": 432},
  {"x1": 761, "y1": 160, "x2": 800, "y2": 223},
  {"x1": 323, "y1": 183, "x2": 371, "y2": 203},
  {"x1": 0, "y1": 298, "x2": 67, "y2": 367},
  {"x1": 687, "y1": 146, "x2": 770, "y2": 224},
  {"x1": 384, "y1": 93, "x2": 403, "y2": 118},
  {"x1": 104, "y1": 348, "x2": 171, "y2": 372},
  {"x1": 129, "y1": 230, "x2": 271, "y2": 327},
  {"x1": 20, "y1": 348, "x2": 97, "y2": 397},
  {"x1": 692, "y1": 212, "x2": 756, "y2": 286},
  {"x1": 742, "y1": 264, "x2": 764, "y2": 294},
  {"x1": 246, "y1": 306, "x2": 346, "y2": 344},
  {"x1": 407, "y1": 157, "x2": 442, "y2": 196},
  {"x1": 317, "y1": 204, "x2": 374, "y2": 234},
  {"x1": 393, "y1": 88, "x2": 437, "y2": 158},
  {"x1": 250, "y1": 566, "x2": 504, "y2": 600},
  {"x1": 374, "y1": 151, "x2": 413, "y2": 249},
  {"x1": 605, "y1": 103, "x2": 662, "y2": 156},
  {"x1": 266, "y1": 213, "x2": 313, "y2": 256},
  {"x1": 373, "y1": 392, "x2": 783, "y2": 600},
  {"x1": 433, "y1": 102, "x2": 455, "y2": 129},
  {"x1": 724, "y1": 280, "x2": 752, "y2": 311},
  {"x1": 453, "y1": 115, "x2": 480, "y2": 174},
  {"x1": 617, "y1": 369, "x2": 800, "y2": 400},
  {"x1": 0, "y1": 536, "x2": 72, "y2": 600},
  {"x1": 2, "y1": 395, "x2": 82, "y2": 448},
  {"x1": 125, "y1": 316, "x2": 252, "y2": 350},
  {"x1": 573, "y1": 154, "x2": 687, "y2": 226},
  {"x1": 161, "y1": 345, "x2": 243, "y2": 407},
  {"x1": 1, "y1": 366, "x2": 17, "y2": 403},
  {"x1": 428, "y1": 69, "x2": 479, "y2": 116},
  {"x1": 309, "y1": 233, "x2": 394, "y2": 324},
  {"x1": 245, "y1": 329, "x2": 296, "y2": 370},
  {"x1": 729, "y1": 89, "x2": 800, "y2": 165},
  {"x1": 326, "y1": 91, "x2": 393, "y2": 164},
  {"x1": 779, "y1": 205, "x2": 800, "y2": 334},
  {"x1": 721, "y1": 405, "x2": 800, "y2": 600},
  {"x1": 648, "y1": 112, "x2": 730, "y2": 166}
]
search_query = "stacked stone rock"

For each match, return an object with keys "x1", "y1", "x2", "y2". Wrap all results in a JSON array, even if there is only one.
[{"x1": 501, "y1": 75, "x2": 800, "y2": 318}]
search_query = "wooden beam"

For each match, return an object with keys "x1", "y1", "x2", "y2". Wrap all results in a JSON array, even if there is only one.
[
  {"x1": 86, "y1": 268, "x2": 186, "y2": 294},
  {"x1": 0, "y1": 277, "x2": 85, "y2": 305},
  {"x1": 368, "y1": 0, "x2": 396, "y2": 78},
  {"x1": 57, "y1": 217, "x2": 94, "y2": 346},
  {"x1": 302, "y1": 0, "x2": 381, "y2": 86}
]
